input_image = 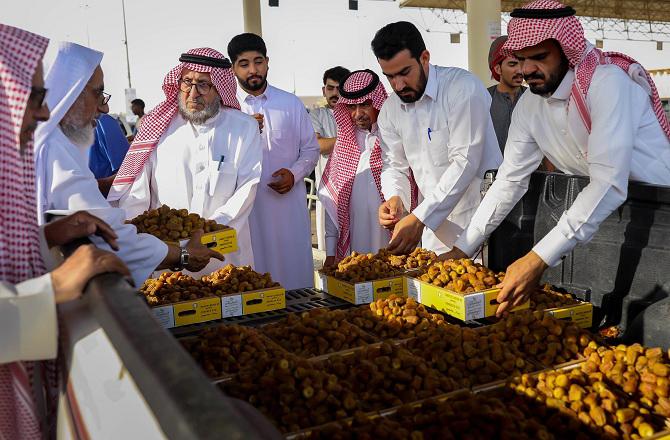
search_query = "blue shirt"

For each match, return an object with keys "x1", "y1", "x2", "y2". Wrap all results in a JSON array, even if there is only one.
[{"x1": 88, "y1": 114, "x2": 130, "y2": 178}]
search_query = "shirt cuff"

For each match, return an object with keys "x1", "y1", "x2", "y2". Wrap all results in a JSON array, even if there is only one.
[
  {"x1": 412, "y1": 201, "x2": 441, "y2": 232},
  {"x1": 454, "y1": 225, "x2": 486, "y2": 257},
  {"x1": 532, "y1": 227, "x2": 577, "y2": 268},
  {"x1": 38, "y1": 225, "x2": 61, "y2": 271}
]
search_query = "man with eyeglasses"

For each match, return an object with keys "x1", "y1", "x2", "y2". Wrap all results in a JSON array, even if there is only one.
[
  {"x1": 35, "y1": 43, "x2": 224, "y2": 285},
  {"x1": 109, "y1": 48, "x2": 263, "y2": 271}
]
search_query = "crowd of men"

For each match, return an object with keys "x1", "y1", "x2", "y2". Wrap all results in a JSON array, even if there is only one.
[{"x1": 2, "y1": 0, "x2": 670, "y2": 437}]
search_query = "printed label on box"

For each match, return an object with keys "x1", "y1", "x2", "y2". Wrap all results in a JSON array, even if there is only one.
[
  {"x1": 173, "y1": 297, "x2": 222, "y2": 326},
  {"x1": 242, "y1": 288, "x2": 285, "y2": 314},
  {"x1": 464, "y1": 293, "x2": 486, "y2": 320},
  {"x1": 548, "y1": 303, "x2": 593, "y2": 328},
  {"x1": 372, "y1": 278, "x2": 404, "y2": 300},
  {"x1": 202, "y1": 229, "x2": 238, "y2": 254},
  {"x1": 151, "y1": 306, "x2": 174, "y2": 328},
  {"x1": 406, "y1": 278, "x2": 421, "y2": 302},
  {"x1": 221, "y1": 294, "x2": 243, "y2": 318},
  {"x1": 354, "y1": 282, "x2": 373, "y2": 304},
  {"x1": 420, "y1": 284, "x2": 466, "y2": 320}
]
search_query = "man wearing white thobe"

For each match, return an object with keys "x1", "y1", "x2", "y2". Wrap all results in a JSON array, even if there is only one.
[
  {"x1": 228, "y1": 33, "x2": 319, "y2": 290},
  {"x1": 35, "y1": 43, "x2": 222, "y2": 285},
  {"x1": 319, "y1": 70, "x2": 395, "y2": 266},
  {"x1": 372, "y1": 22, "x2": 502, "y2": 255},
  {"x1": 443, "y1": 1, "x2": 670, "y2": 316},
  {"x1": 310, "y1": 66, "x2": 350, "y2": 251},
  {"x1": 112, "y1": 48, "x2": 262, "y2": 273}
]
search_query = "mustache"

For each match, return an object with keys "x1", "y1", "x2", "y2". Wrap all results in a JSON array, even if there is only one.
[
  {"x1": 524, "y1": 72, "x2": 545, "y2": 81},
  {"x1": 247, "y1": 75, "x2": 263, "y2": 82}
]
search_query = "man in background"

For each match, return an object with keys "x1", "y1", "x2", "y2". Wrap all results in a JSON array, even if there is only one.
[
  {"x1": 89, "y1": 113, "x2": 130, "y2": 196},
  {"x1": 127, "y1": 98, "x2": 146, "y2": 142},
  {"x1": 310, "y1": 66, "x2": 349, "y2": 251},
  {"x1": 229, "y1": 33, "x2": 319, "y2": 290},
  {"x1": 487, "y1": 36, "x2": 525, "y2": 154}
]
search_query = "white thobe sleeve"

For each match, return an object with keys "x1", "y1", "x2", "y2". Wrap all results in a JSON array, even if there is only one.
[
  {"x1": 210, "y1": 125, "x2": 262, "y2": 231},
  {"x1": 0, "y1": 274, "x2": 57, "y2": 363},
  {"x1": 378, "y1": 104, "x2": 412, "y2": 210},
  {"x1": 43, "y1": 141, "x2": 168, "y2": 285},
  {"x1": 117, "y1": 150, "x2": 157, "y2": 220},
  {"x1": 310, "y1": 109, "x2": 325, "y2": 136},
  {"x1": 532, "y1": 69, "x2": 636, "y2": 267},
  {"x1": 411, "y1": 78, "x2": 492, "y2": 232},
  {"x1": 325, "y1": 210, "x2": 338, "y2": 257},
  {"x1": 288, "y1": 104, "x2": 320, "y2": 181},
  {"x1": 454, "y1": 102, "x2": 544, "y2": 256}
]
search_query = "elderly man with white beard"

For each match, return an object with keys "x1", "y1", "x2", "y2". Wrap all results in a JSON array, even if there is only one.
[
  {"x1": 34, "y1": 42, "x2": 223, "y2": 285},
  {"x1": 109, "y1": 48, "x2": 262, "y2": 273}
]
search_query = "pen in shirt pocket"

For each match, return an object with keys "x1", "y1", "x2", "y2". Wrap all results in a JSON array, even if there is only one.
[
  {"x1": 427, "y1": 127, "x2": 432, "y2": 141},
  {"x1": 217, "y1": 155, "x2": 225, "y2": 171}
]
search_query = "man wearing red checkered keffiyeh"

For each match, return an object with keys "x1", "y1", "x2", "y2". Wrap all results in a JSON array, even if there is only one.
[
  {"x1": 447, "y1": 0, "x2": 670, "y2": 317},
  {"x1": 111, "y1": 48, "x2": 263, "y2": 272},
  {"x1": 0, "y1": 25, "x2": 129, "y2": 439},
  {"x1": 319, "y1": 70, "x2": 418, "y2": 263}
]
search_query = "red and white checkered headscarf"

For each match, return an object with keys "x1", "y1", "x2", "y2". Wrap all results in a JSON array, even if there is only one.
[
  {"x1": 0, "y1": 24, "x2": 49, "y2": 440},
  {"x1": 504, "y1": 0, "x2": 670, "y2": 140},
  {"x1": 321, "y1": 70, "x2": 418, "y2": 259},
  {"x1": 108, "y1": 48, "x2": 240, "y2": 201}
]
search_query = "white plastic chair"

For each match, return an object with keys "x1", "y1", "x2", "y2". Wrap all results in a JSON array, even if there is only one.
[{"x1": 304, "y1": 177, "x2": 318, "y2": 210}]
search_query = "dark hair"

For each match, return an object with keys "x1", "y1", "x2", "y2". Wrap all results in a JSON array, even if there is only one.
[
  {"x1": 322, "y1": 66, "x2": 350, "y2": 85},
  {"x1": 131, "y1": 98, "x2": 145, "y2": 108},
  {"x1": 371, "y1": 21, "x2": 426, "y2": 61},
  {"x1": 227, "y1": 33, "x2": 267, "y2": 63}
]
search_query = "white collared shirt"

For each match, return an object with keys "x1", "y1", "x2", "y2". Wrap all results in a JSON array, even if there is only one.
[
  {"x1": 456, "y1": 66, "x2": 670, "y2": 266},
  {"x1": 377, "y1": 64, "x2": 502, "y2": 252},
  {"x1": 324, "y1": 124, "x2": 389, "y2": 257},
  {"x1": 118, "y1": 107, "x2": 263, "y2": 271}
]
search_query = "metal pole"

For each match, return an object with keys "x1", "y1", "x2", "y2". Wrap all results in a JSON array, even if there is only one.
[
  {"x1": 121, "y1": 0, "x2": 132, "y2": 88},
  {"x1": 466, "y1": 0, "x2": 501, "y2": 86},
  {"x1": 243, "y1": 0, "x2": 263, "y2": 36}
]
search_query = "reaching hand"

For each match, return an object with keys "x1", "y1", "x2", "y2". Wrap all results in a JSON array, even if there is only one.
[
  {"x1": 495, "y1": 251, "x2": 548, "y2": 317},
  {"x1": 253, "y1": 113, "x2": 264, "y2": 133},
  {"x1": 268, "y1": 168, "x2": 295, "y2": 194},
  {"x1": 45, "y1": 211, "x2": 119, "y2": 251},
  {"x1": 378, "y1": 196, "x2": 405, "y2": 230},
  {"x1": 184, "y1": 229, "x2": 225, "y2": 272},
  {"x1": 323, "y1": 256, "x2": 337, "y2": 268},
  {"x1": 386, "y1": 213, "x2": 424, "y2": 255},
  {"x1": 51, "y1": 245, "x2": 131, "y2": 304}
]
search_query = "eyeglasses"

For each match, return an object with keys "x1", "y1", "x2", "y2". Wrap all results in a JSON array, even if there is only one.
[
  {"x1": 100, "y1": 91, "x2": 111, "y2": 105},
  {"x1": 179, "y1": 78, "x2": 214, "y2": 95},
  {"x1": 28, "y1": 86, "x2": 48, "y2": 109}
]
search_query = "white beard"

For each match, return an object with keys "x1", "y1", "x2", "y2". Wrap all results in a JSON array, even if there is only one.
[{"x1": 60, "y1": 121, "x2": 95, "y2": 149}]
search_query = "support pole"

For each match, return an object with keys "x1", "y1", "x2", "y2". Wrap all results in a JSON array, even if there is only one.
[
  {"x1": 466, "y1": 0, "x2": 501, "y2": 86},
  {"x1": 243, "y1": 0, "x2": 263, "y2": 36}
]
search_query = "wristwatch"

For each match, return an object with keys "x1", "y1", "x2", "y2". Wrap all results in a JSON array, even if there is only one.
[{"x1": 173, "y1": 247, "x2": 190, "y2": 271}]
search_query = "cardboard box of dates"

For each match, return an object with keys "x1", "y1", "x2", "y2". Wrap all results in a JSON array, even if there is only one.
[
  {"x1": 128, "y1": 205, "x2": 237, "y2": 255},
  {"x1": 140, "y1": 265, "x2": 285, "y2": 328},
  {"x1": 405, "y1": 258, "x2": 529, "y2": 321},
  {"x1": 315, "y1": 249, "x2": 437, "y2": 305}
]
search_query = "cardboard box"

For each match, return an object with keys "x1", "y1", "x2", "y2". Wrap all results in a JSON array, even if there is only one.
[
  {"x1": 150, "y1": 286, "x2": 285, "y2": 329},
  {"x1": 168, "y1": 227, "x2": 238, "y2": 255},
  {"x1": 314, "y1": 271, "x2": 405, "y2": 305},
  {"x1": 544, "y1": 302, "x2": 593, "y2": 329},
  {"x1": 405, "y1": 276, "x2": 529, "y2": 321}
]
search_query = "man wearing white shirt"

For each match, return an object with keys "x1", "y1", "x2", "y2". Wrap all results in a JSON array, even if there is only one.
[
  {"x1": 110, "y1": 48, "x2": 262, "y2": 273},
  {"x1": 228, "y1": 33, "x2": 320, "y2": 290},
  {"x1": 373, "y1": 21, "x2": 502, "y2": 255},
  {"x1": 319, "y1": 69, "x2": 397, "y2": 266},
  {"x1": 444, "y1": 0, "x2": 670, "y2": 316}
]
